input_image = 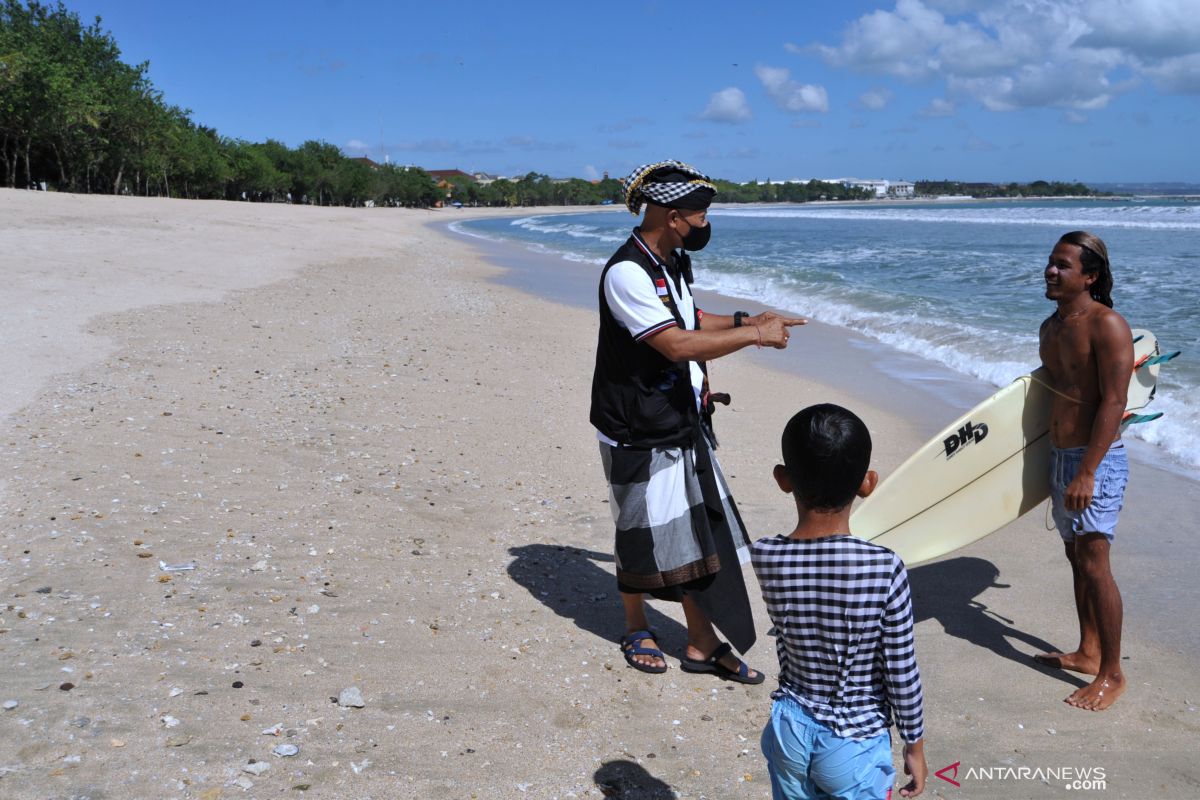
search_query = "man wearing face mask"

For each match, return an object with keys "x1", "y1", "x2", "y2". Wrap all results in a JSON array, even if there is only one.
[{"x1": 592, "y1": 160, "x2": 805, "y2": 680}]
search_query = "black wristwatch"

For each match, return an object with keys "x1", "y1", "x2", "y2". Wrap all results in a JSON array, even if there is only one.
[{"x1": 733, "y1": 311, "x2": 748, "y2": 327}]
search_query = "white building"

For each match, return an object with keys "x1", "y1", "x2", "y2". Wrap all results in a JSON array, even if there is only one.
[{"x1": 823, "y1": 178, "x2": 915, "y2": 198}]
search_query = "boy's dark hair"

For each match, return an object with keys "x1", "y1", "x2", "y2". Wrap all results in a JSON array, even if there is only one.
[{"x1": 781, "y1": 404, "x2": 872, "y2": 511}]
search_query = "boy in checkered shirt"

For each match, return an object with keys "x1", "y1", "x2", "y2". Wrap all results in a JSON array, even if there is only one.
[{"x1": 751, "y1": 404, "x2": 927, "y2": 799}]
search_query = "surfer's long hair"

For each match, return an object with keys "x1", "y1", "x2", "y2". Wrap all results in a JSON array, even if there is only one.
[{"x1": 1059, "y1": 230, "x2": 1113, "y2": 308}]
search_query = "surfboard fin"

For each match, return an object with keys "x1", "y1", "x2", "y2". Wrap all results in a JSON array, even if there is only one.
[
  {"x1": 1139, "y1": 350, "x2": 1181, "y2": 368},
  {"x1": 1122, "y1": 411, "x2": 1163, "y2": 426},
  {"x1": 1132, "y1": 334, "x2": 1144, "y2": 344}
]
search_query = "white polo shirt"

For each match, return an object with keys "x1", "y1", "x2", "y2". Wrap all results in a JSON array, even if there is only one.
[{"x1": 598, "y1": 244, "x2": 705, "y2": 445}]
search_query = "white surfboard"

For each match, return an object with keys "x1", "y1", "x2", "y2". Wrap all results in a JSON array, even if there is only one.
[{"x1": 850, "y1": 329, "x2": 1170, "y2": 565}]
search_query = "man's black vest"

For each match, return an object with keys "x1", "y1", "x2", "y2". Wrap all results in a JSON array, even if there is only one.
[{"x1": 590, "y1": 232, "x2": 701, "y2": 448}]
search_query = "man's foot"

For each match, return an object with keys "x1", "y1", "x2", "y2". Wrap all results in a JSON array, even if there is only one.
[
  {"x1": 1033, "y1": 650, "x2": 1100, "y2": 675},
  {"x1": 680, "y1": 642, "x2": 764, "y2": 685},
  {"x1": 620, "y1": 630, "x2": 667, "y2": 674},
  {"x1": 1065, "y1": 674, "x2": 1125, "y2": 711}
]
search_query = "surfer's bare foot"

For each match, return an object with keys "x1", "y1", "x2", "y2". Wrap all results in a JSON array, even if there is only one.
[
  {"x1": 1034, "y1": 650, "x2": 1100, "y2": 675},
  {"x1": 1065, "y1": 674, "x2": 1125, "y2": 711}
]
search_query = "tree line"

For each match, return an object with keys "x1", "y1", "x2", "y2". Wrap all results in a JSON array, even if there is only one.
[
  {"x1": 443, "y1": 173, "x2": 623, "y2": 207},
  {"x1": 914, "y1": 180, "x2": 1111, "y2": 198},
  {"x1": 712, "y1": 179, "x2": 873, "y2": 203},
  {"x1": 0, "y1": 1, "x2": 443, "y2": 205}
]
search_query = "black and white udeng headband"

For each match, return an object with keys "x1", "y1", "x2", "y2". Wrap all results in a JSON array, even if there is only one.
[{"x1": 622, "y1": 160, "x2": 717, "y2": 215}]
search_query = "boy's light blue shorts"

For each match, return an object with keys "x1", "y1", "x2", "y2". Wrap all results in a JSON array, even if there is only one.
[
  {"x1": 761, "y1": 695, "x2": 894, "y2": 800},
  {"x1": 1050, "y1": 442, "x2": 1128, "y2": 542}
]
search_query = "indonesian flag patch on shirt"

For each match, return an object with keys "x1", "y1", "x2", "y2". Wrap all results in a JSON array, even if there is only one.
[{"x1": 654, "y1": 278, "x2": 668, "y2": 296}]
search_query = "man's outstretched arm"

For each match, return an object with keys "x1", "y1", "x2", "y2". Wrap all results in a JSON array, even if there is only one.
[
  {"x1": 698, "y1": 310, "x2": 806, "y2": 331},
  {"x1": 646, "y1": 315, "x2": 801, "y2": 362}
]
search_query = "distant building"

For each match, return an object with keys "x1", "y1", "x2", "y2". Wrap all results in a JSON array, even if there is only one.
[
  {"x1": 426, "y1": 169, "x2": 474, "y2": 182},
  {"x1": 829, "y1": 178, "x2": 889, "y2": 197},
  {"x1": 823, "y1": 178, "x2": 915, "y2": 198},
  {"x1": 349, "y1": 157, "x2": 381, "y2": 171},
  {"x1": 423, "y1": 169, "x2": 476, "y2": 209}
]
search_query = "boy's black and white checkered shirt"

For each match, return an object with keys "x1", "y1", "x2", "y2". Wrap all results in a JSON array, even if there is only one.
[{"x1": 751, "y1": 534, "x2": 924, "y2": 743}]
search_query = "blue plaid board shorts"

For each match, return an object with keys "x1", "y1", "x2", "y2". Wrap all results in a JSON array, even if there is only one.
[{"x1": 1049, "y1": 441, "x2": 1128, "y2": 541}]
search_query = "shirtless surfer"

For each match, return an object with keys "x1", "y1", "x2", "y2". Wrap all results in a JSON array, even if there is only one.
[{"x1": 1034, "y1": 231, "x2": 1134, "y2": 711}]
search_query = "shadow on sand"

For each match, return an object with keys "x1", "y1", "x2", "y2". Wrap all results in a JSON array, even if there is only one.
[
  {"x1": 908, "y1": 556, "x2": 1086, "y2": 688},
  {"x1": 506, "y1": 546, "x2": 1082, "y2": 687},
  {"x1": 506, "y1": 543, "x2": 691, "y2": 656},
  {"x1": 594, "y1": 759, "x2": 676, "y2": 799}
]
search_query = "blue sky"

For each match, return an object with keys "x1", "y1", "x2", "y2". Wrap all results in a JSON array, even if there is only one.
[{"x1": 68, "y1": 0, "x2": 1200, "y2": 183}]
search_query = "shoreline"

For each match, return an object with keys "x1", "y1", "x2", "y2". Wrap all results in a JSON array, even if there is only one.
[
  {"x1": 446, "y1": 209, "x2": 1198, "y2": 483},
  {"x1": 442, "y1": 212, "x2": 991, "y2": 427},
  {"x1": 444, "y1": 210, "x2": 1200, "y2": 662},
  {"x1": 1, "y1": 192, "x2": 1196, "y2": 798}
]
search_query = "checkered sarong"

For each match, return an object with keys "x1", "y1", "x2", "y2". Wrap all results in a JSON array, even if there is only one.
[{"x1": 600, "y1": 437, "x2": 756, "y2": 652}]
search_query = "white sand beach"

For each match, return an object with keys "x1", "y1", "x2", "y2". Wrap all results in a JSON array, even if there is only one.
[{"x1": 0, "y1": 189, "x2": 1196, "y2": 799}]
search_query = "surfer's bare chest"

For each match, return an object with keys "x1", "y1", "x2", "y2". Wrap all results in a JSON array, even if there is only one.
[{"x1": 1040, "y1": 319, "x2": 1101, "y2": 402}]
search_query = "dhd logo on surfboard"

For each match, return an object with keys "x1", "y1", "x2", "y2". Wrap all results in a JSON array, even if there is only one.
[{"x1": 942, "y1": 421, "x2": 988, "y2": 459}]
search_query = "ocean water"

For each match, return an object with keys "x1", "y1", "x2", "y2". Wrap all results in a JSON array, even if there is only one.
[{"x1": 453, "y1": 199, "x2": 1199, "y2": 478}]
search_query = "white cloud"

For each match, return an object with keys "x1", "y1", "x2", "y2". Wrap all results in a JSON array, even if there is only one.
[
  {"x1": 813, "y1": 0, "x2": 991, "y2": 81},
  {"x1": 755, "y1": 65, "x2": 829, "y2": 112},
  {"x1": 924, "y1": 0, "x2": 991, "y2": 12},
  {"x1": 345, "y1": 139, "x2": 370, "y2": 151},
  {"x1": 859, "y1": 87, "x2": 894, "y2": 109},
  {"x1": 1064, "y1": 110, "x2": 1088, "y2": 124},
  {"x1": 810, "y1": 0, "x2": 1200, "y2": 110},
  {"x1": 948, "y1": 57, "x2": 1124, "y2": 111},
  {"x1": 1077, "y1": 0, "x2": 1200, "y2": 58},
  {"x1": 920, "y1": 97, "x2": 956, "y2": 117},
  {"x1": 699, "y1": 87, "x2": 752, "y2": 123},
  {"x1": 1141, "y1": 52, "x2": 1200, "y2": 94},
  {"x1": 582, "y1": 165, "x2": 599, "y2": 180}
]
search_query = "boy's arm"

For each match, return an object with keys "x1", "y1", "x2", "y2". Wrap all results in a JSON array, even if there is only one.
[
  {"x1": 1065, "y1": 312, "x2": 1134, "y2": 511},
  {"x1": 881, "y1": 562, "x2": 924, "y2": 744},
  {"x1": 901, "y1": 739, "x2": 927, "y2": 798},
  {"x1": 883, "y1": 562, "x2": 927, "y2": 796}
]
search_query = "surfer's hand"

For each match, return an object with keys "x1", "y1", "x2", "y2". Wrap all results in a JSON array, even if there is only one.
[
  {"x1": 900, "y1": 741, "x2": 926, "y2": 797},
  {"x1": 748, "y1": 310, "x2": 807, "y2": 328},
  {"x1": 1065, "y1": 472, "x2": 1095, "y2": 512}
]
